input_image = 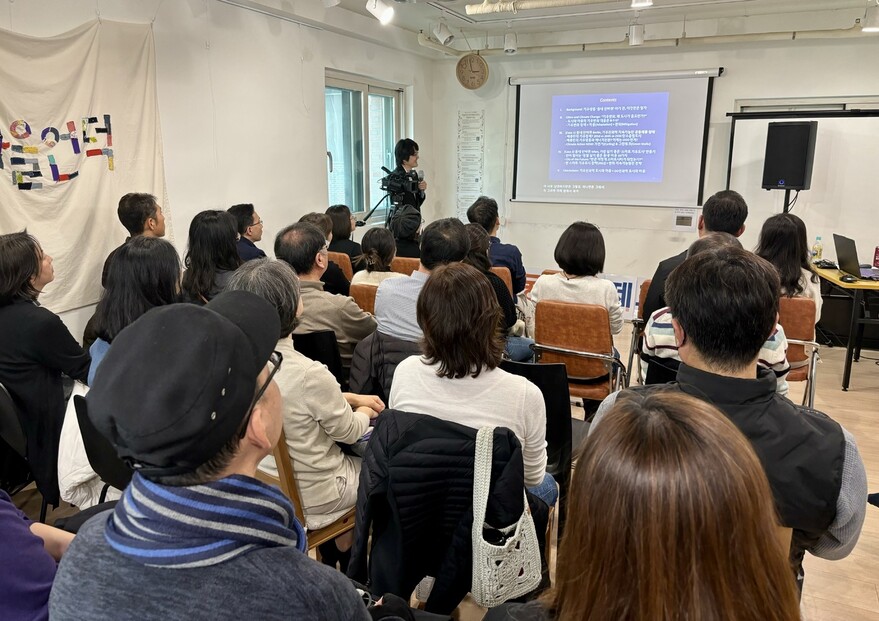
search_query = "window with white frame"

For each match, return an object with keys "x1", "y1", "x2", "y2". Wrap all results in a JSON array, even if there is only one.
[{"x1": 325, "y1": 75, "x2": 402, "y2": 225}]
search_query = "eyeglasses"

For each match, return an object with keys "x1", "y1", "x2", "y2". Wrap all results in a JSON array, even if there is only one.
[
  {"x1": 250, "y1": 219, "x2": 263, "y2": 228},
  {"x1": 239, "y1": 350, "x2": 283, "y2": 438}
]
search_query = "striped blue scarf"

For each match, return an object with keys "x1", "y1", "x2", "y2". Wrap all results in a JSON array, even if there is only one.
[{"x1": 104, "y1": 472, "x2": 307, "y2": 568}]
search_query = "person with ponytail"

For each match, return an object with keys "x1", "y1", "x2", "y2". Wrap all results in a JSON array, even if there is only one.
[{"x1": 351, "y1": 228, "x2": 406, "y2": 287}]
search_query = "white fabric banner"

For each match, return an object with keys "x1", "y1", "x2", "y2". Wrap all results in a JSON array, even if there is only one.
[{"x1": 0, "y1": 20, "x2": 168, "y2": 313}]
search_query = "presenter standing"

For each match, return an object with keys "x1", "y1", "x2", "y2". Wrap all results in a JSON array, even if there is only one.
[{"x1": 393, "y1": 138, "x2": 427, "y2": 211}]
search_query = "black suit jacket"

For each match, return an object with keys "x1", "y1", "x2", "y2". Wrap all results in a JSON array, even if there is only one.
[{"x1": 641, "y1": 249, "x2": 687, "y2": 320}]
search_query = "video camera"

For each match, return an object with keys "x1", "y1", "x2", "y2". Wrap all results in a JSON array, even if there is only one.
[{"x1": 380, "y1": 166, "x2": 421, "y2": 204}]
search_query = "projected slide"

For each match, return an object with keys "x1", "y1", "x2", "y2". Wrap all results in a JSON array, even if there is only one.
[
  {"x1": 513, "y1": 74, "x2": 713, "y2": 207},
  {"x1": 549, "y1": 92, "x2": 669, "y2": 183}
]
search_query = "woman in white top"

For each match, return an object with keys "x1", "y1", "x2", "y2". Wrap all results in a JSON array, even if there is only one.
[
  {"x1": 756, "y1": 213, "x2": 823, "y2": 322},
  {"x1": 530, "y1": 221, "x2": 623, "y2": 335},
  {"x1": 351, "y1": 228, "x2": 406, "y2": 287},
  {"x1": 389, "y1": 263, "x2": 556, "y2": 506}
]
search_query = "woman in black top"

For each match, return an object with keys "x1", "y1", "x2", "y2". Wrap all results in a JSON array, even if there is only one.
[
  {"x1": 326, "y1": 204, "x2": 363, "y2": 273},
  {"x1": 463, "y1": 224, "x2": 533, "y2": 362},
  {"x1": 0, "y1": 232, "x2": 90, "y2": 504},
  {"x1": 181, "y1": 210, "x2": 241, "y2": 304}
]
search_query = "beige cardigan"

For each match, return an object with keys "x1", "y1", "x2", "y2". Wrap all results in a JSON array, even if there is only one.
[{"x1": 259, "y1": 338, "x2": 369, "y2": 508}]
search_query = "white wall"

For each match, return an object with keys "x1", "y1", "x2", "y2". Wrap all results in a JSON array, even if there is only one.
[
  {"x1": 1, "y1": 0, "x2": 435, "y2": 339},
  {"x1": 429, "y1": 32, "x2": 879, "y2": 277}
]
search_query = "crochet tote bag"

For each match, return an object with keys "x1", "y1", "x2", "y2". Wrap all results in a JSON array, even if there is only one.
[{"x1": 470, "y1": 426, "x2": 542, "y2": 608}]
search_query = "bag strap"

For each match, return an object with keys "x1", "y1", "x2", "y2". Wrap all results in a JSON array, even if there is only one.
[{"x1": 473, "y1": 426, "x2": 494, "y2": 532}]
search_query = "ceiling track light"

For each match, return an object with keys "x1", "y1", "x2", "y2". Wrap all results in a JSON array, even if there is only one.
[
  {"x1": 628, "y1": 23, "x2": 645, "y2": 46},
  {"x1": 631, "y1": 0, "x2": 653, "y2": 7},
  {"x1": 504, "y1": 31, "x2": 518, "y2": 54},
  {"x1": 863, "y1": 3, "x2": 879, "y2": 32},
  {"x1": 366, "y1": 0, "x2": 394, "y2": 25},
  {"x1": 433, "y1": 22, "x2": 454, "y2": 45}
]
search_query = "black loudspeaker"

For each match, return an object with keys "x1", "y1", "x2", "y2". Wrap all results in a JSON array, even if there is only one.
[{"x1": 761, "y1": 121, "x2": 818, "y2": 191}]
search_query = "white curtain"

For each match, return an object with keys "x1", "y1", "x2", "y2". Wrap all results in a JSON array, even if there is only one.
[{"x1": 0, "y1": 20, "x2": 168, "y2": 312}]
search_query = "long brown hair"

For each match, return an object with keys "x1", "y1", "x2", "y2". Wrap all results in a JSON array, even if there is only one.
[{"x1": 546, "y1": 391, "x2": 801, "y2": 621}]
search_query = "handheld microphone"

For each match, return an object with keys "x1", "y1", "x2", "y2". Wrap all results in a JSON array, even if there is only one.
[
  {"x1": 381, "y1": 166, "x2": 393, "y2": 175},
  {"x1": 416, "y1": 170, "x2": 424, "y2": 181}
]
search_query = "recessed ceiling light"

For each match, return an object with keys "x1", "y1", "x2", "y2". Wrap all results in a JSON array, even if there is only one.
[{"x1": 631, "y1": 0, "x2": 653, "y2": 7}]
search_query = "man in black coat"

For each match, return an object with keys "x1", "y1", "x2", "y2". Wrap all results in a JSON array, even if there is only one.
[{"x1": 641, "y1": 189, "x2": 747, "y2": 320}]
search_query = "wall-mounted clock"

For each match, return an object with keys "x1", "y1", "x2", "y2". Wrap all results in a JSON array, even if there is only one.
[{"x1": 456, "y1": 53, "x2": 489, "y2": 90}]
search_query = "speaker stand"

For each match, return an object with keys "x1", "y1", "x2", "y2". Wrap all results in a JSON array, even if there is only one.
[{"x1": 783, "y1": 188, "x2": 792, "y2": 213}]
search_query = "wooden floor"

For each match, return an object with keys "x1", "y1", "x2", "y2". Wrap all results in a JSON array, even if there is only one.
[{"x1": 12, "y1": 324, "x2": 879, "y2": 620}]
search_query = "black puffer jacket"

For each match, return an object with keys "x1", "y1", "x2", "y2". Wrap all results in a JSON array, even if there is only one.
[
  {"x1": 348, "y1": 331, "x2": 420, "y2": 402},
  {"x1": 348, "y1": 410, "x2": 548, "y2": 614}
]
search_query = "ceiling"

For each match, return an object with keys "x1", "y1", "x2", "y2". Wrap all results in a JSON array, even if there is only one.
[{"x1": 340, "y1": 0, "x2": 868, "y2": 37}]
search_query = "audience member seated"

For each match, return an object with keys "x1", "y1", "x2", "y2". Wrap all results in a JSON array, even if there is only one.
[
  {"x1": 592, "y1": 247, "x2": 867, "y2": 587},
  {"x1": 349, "y1": 331, "x2": 422, "y2": 404},
  {"x1": 299, "y1": 212, "x2": 350, "y2": 296},
  {"x1": 181, "y1": 210, "x2": 241, "y2": 304},
  {"x1": 485, "y1": 391, "x2": 802, "y2": 621},
  {"x1": 530, "y1": 221, "x2": 623, "y2": 338},
  {"x1": 1, "y1": 490, "x2": 74, "y2": 621},
  {"x1": 642, "y1": 189, "x2": 748, "y2": 320},
  {"x1": 757, "y1": 212, "x2": 823, "y2": 322},
  {"x1": 640, "y1": 233, "x2": 791, "y2": 396},
  {"x1": 0, "y1": 232, "x2": 90, "y2": 507},
  {"x1": 389, "y1": 205, "x2": 421, "y2": 259},
  {"x1": 225, "y1": 259, "x2": 383, "y2": 570},
  {"x1": 375, "y1": 218, "x2": 469, "y2": 343},
  {"x1": 389, "y1": 263, "x2": 555, "y2": 507},
  {"x1": 351, "y1": 228, "x2": 406, "y2": 287},
  {"x1": 49, "y1": 292, "x2": 375, "y2": 620},
  {"x1": 89, "y1": 237, "x2": 182, "y2": 380},
  {"x1": 467, "y1": 196, "x2": 526, "y2": 294},
  {"x1": 275, "y1": 222, "x2": 376, "y2": 371},
  {"x1": 58, "y1": 237, "x2": 181, "y2": 508},
  {"x1": 228, "y1": 203, "x2": 266, "y2": 262},
  {"x1": 463, "y1": 223, "x2": 533, "y2": 362},
  {"x1": 327, "y1": 204, "x2": 364, "y2": 273},
  {"x1": 101, "y1": 193, "x2": 166, "y2": 287}
]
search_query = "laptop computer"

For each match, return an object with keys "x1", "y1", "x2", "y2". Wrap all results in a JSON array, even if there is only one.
[{"x1": 833, "y1": 233, "x2": 879, "y2": 279}]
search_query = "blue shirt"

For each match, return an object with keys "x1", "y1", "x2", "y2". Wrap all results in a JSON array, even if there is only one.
[
  {"x1": 489, "y1": 237, "x2": 526, "y2": 294},
  {"x1": 88, "y1": 338, "x2": 111, "y2": 386},
  {"x1": 236, "y1": 237, "x2": 266, "y2": 262},
  {"x1": 374, "y1": 270, "x2": 429, "y2": 342}
]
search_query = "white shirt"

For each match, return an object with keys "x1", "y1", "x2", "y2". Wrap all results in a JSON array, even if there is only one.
[
  {"x1": 390, "y1": 356, "x2": 548, "y2": 487},
  {"x1": 795, "y1": 267, "x2": 823, "y2": 322},
  {"x1": 530, "y1": 272, "x2": 624, "y2": 335},
  {"x1": 374, "y1": 270, "x2": 429, "y2": 342},
  {"x1": 351, "y1": 270, "x2": 406, "y2": 287}
]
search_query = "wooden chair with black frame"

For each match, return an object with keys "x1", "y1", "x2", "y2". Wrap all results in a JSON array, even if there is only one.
[
  {"x1": 532, "y1": 301, "x2": 627, "y2": 416},
  {"x1": 777, "y1": 296, "x2": 820, "y2": 409}
]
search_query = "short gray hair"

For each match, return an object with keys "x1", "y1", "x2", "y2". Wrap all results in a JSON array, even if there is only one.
[{"x1": 225, "y1": 259, "x2": 301, "y2": 338}]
